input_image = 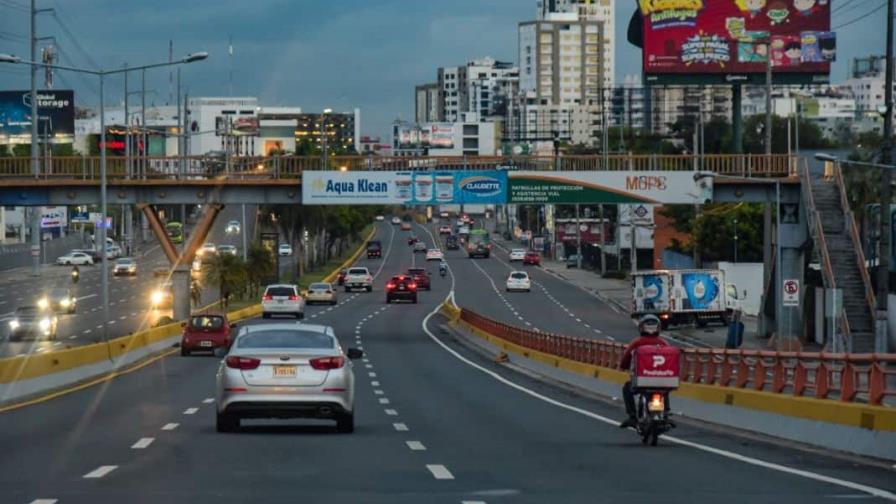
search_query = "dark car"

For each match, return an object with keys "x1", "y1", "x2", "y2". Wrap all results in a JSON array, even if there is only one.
[
  {"x1": 8, "y1": 306, "x2": 58, "y2": 341},
  {"x1": 445, "y1": 235, "x2": 459, "y2": 250},
  {"x1": 407, "y1": 268, "x2": 431, "y2": 291},
  {"x1": 366, "y1": 240, "x2": 382, "y2": 259},
  {"x1": 386, "y1": 275, "x2": 417, "y2": 304},
  {"x1": 336, "y1": 269, "x2": 347, "y2": 286},
  {"x1": 181, "y1": 313, "x2": 235, "y2": 356},
  {"x1": 523, "y1": 251, "x2": 541, "y2": 266}
]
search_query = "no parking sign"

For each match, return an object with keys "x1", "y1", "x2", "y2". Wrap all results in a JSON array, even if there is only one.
[{"x1": 783, "y1": 279, "x2": 800, "y2": 307}]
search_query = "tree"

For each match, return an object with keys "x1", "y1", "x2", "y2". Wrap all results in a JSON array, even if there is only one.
[
  {"x1": 743, "y1": 114, "x2": 833, "y2": 154},
  {"x1": 661, "y1": 203, "x2": 765, "y2": 263},
  {"x1": 205, "y1": 254, "x2": 248, "y2": 308},
  {"x1": 246, "y1": 242, "x2": 275, "y2": 297}
]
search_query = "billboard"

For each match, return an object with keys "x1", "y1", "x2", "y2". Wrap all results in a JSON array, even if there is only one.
[
  {"x1": 508, "y1": 171, "x2": 712, "y2": 204},
  {"x1": 428, "y1": 123, "x2": 455, "y2": 149},
  {"x1": 302, "y1": 171, "x2": 507, "y2": 206},
  {"x1": 0, "y1": 90, "x2": 74, "y2": 142},
  {"x1": 395, "y1": 123, "x2": 455, "y2": 149},
  {"x1": 640, "y1": 0, "x2": 834, "y2": 84}
]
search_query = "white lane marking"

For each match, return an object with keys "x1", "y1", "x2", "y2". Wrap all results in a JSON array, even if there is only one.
[
  {"x1": 385, "y1": 409, "x2": 398, "y2": 416},
  {"x1": 76, "y1": 293, "x2": 98, "y2": 301},
  {"x1": 379, "y1": 398, "x2": 390, "y2": 404},
  {"x1": 371, "y1": 380, "x2": 380, "y2": 386},
  {"x1": 29, "y1": 500, "x2": 58, "y2": 504},
  {"x1": 426, "y1": 464, "x2": 454, "y2": 480},
  {"x1": 421, "y1": 292, "x2": 896, "y2": 502},
  {"x1": 161, "y1": 423, "x2": 179, "y2": 431},
  {"x1": 68, "y1": 335, "x2": 77, "y2": 340},
  {"x1": 131, "y1": 437, "x2": 155, "y2": 449},
  {"x1": 365, "y1": 364, "x2": 373, "y2": 368},
  {"x1": 83, "y1": 465, "x2": 117, "y2": 479},
  {"x1": 462, "y1": 501, "x2": 487, "y2": 504},
  {"x1": 202, "y1": 398, "x2": 214, "y2": 404},
  {"x1": 374, "y1": 390, "x2": 384, "y2": 395},
  {"x1": 369, "y1": 372, "x2": 377, "y2": 377},
  {"x1": 82, "y1": 329, "x2": 91, "y2": 334},
  {"x1": 119, "y1": 316, "x2": 127, "y2": 320},
  {"x1": 406, "y1": 440, "x2": 427, "y2": 451},
  {"x1": 183, "y1": 407, "x2": 198, "y2": 415},
  {"x1": 393, "y1": 422, "x2": 408, "y2": 431}
]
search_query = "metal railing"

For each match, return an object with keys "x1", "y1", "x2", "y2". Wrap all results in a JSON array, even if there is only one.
[
  {"x1": 0, "y1": 154, "x2": 798, "y2": 181},
  {"x1": 459, "y1": 307, "x2": 896, "y2": 406}
]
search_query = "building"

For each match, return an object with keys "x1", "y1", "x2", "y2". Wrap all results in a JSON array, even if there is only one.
[
  {"x1": 610, "y1": 74, "x2": 646, "y2": 129},
  {"x1": 358, "y1": 135, "x2": 391, "y2": 156},
  {"x1": 840, "y1": 55, "x2": 895, "y2": 134},
  {"x1": 433, "y1": 58, "x2": 519, "y2": 123},
  {"x1": 415, "y1": 83, "x2": 442, "y2": 124},
  {"x1": 393, "y1": 112, "x2": 501, "y2": 157},
  {"x1": 294, "y1": 109, "x2": 361, "y2": 154},
  {"x1": 646, "y1": 86, "x2": 733, "y2": 136}
]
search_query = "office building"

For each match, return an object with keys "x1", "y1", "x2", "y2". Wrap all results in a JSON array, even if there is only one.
[{"x1": 415, "y1": 83, "x2": 442, "y2": 124}]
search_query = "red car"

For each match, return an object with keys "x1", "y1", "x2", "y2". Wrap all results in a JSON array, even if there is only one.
[
  {"x1": 336, "y1": 269, "x2": 347, "y2": 286},
  {"x1": 523, "y1": 251, "x2": 541, "y2": 266},
  {"x1": 180, "y1": 312, "x2": 235, "y2": 356},
  {"x1": 407, "y1": 268, "x2": 431, "y2": 291}
]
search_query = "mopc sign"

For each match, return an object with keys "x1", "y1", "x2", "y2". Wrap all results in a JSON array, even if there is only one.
[
  {"x1": 302, "y1": 170, "x2": 507, "y2": 205},
  {"x1": 508, "y1": 171, "x2": 713, "y2": 205}
]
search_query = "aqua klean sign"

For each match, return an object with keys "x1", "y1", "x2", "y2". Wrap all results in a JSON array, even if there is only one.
[{"x1": 302, "y1": 171, "x2": 507, "y2": 205}]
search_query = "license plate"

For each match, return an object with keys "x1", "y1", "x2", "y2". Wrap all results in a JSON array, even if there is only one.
[
  {"x1": 277, "y1": 300, "x2": 284, "y2": 304},
  {"x1": 399, "y1": 286, "x2": 405, "y2": 290},
  {"x1": 273, "y1": 365, "x2": 297, "y2": 378},
  {"x1": 200, "y1": 341, "x2": 212, "y2": 347}
]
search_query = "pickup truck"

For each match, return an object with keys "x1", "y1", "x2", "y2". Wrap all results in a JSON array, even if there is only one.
[
  {"x1": 344, "y1": 267, "x2": 373, "y2": 292},
  {"x1": 366, "y1": 240, "x2": 382, "y2": 259}
]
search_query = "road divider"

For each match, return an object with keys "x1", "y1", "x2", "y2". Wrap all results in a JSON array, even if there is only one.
[{"x1": 439, "y1": 299, "x2": 896, "y2": 461}]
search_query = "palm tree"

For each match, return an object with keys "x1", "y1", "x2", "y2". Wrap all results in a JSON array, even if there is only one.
[
  {"x1": 246, "y1": 242, "x2": 275, "y2": 297},
  {"x1": 205, "y1": 253, "x2": 248, "y2": 308}
]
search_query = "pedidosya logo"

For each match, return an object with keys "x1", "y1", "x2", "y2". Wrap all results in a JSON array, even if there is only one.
[{"x1": 459, "y1": 175, "x2": 502, "y2": 197}]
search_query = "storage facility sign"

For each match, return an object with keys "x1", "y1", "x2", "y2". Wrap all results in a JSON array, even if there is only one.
[
  {"x1": 302, "y1": 171, "x2": 507, "y2": 205},
  {"x1": 508, "y1": 171, "x2": 713, "y2": 205}
]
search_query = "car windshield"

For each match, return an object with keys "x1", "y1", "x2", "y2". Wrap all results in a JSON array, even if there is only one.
[
  {"x1": 266, "y1": 287, "x2": 295, "y2": 297},
  {"x1": 116, "y1": 259, "x2": 133, "y2": 265},
  {"x1": 513, "y1": 249, "x2": 525, "y2": 254},
  {"x1": 511, "y1": 273, "x2": 528, "y2": 280},
  {"x1": 15, "y1": 306, "x2": 38, "y2": 316},
  {"x1": 348, "y1": 268, "x2": 368, "y2": 275},
  {"x1": 49, "y1": 289, "x2": 69, "y2": 298},
  {"x1": 237, "y1": 329, "x2": 335, "y2": 349},
  {"x1": 190, "y1": 316, "x2": 224, "y2": 329},
  {"x1": 309, "y1": 283, "x2": 330, "y2": 290},
  {"x1": 408, "y1": 268, "x2": 425, "y2": 275}
]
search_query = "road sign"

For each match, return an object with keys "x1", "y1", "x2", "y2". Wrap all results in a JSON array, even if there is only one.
[{"x1": 783, "y1": 279, "x2": 800, "y2": 307}]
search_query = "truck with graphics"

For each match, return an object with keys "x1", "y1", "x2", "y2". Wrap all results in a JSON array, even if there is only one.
[{"x1": 632, "y1": 269, "x2": 742, "y2": 328}]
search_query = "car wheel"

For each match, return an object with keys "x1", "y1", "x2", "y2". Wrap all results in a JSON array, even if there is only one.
[
  {"x1": 181, "y1": 347, "x2": 190, "y2": 357},
  {"x1": 297, "y1": 312, "x2": 304, "y2": 320},
  {"x1": 366, "y1": 286, "x2": 372, "y2": 292},
  {"x1": 262, "y1": 313, "x2": 270, "y2": 319},
  {"x1": 216, "y1": 412, "x2": 239, "y2": 433},
  {"x1": 412, "y1": 297, "x2": 418, "y2": 304},
  {"x1": 336, "y1": 413, "x2": 354, "y2": 433},
  {"x1": 331, "y1": 300, "x2": 338, "y2": 306},
  {"x1": 345, "y1": 287, "x2": 351, "y2": 293}
]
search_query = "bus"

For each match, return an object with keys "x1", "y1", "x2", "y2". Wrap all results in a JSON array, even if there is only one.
[
  {"x1": 166, "y1": 221, "x2": 184, "y2": 244},
  {"x1": 466, "y1": 229, "x2": 491, "y2": 258}
]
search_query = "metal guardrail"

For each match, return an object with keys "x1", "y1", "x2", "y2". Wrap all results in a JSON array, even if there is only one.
[
  {"x1": 0, "y1": 154, "x2": 797, "y2": 181},
  {"x1": 459, "y1": 307, "x2": 896, "y2": 406}
]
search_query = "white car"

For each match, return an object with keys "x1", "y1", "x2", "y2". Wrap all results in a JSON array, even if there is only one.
[
  {"x1": 200, "y1": 243, "x2": 217, "y2": 256},
  {"x1": 225, "y1": 220, "x2": 241, "y2": 234},
  {"x1": 278, "y1": 243, "x2": 293, "y2": 256},
  {"x1": 262, "y1": 284, "x2": 305, "y2": 319},
  {"x1": 375, "y1": 215, "x2": 385, "y2": 222},
  {"x1": 509, "y1": 248, "x2": 527, "y2": 262},
  {"x1": 344, "y1": 267, "x2": 373, "y2": 292},
  {"x1": 56, "y1": 252, "x2": 93, "y2": 266},
  {"x1": 506, "y1": 271, "x2": 531, "y2": 292},
  {"x1": 425, "y1": 249, "x2": 444, "y2": 261},
  {"x1": 438, "y1": 225, "x2": 452, "y2": 235},
  {"x1": 391, "y1": 217, "x2": 401, "y2": 225},
  {"x1": 218, "y1": 245, "x2": 238, "y2": 256},
  {"x1": 113, "y1": 257, "x2": 137, "y2": 276}
]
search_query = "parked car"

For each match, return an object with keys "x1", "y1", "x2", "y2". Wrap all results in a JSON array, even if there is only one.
[
  {"x1": 56, "y1": 252, "x2": 94, "y2": 266},
  {"x1": 306, "y1": 282, "x2": 338, "y2": 305},
  {"x1": 278, "y1": 243, "x2": 293, "y2": 256},
  {"x1": 113, "y1": 257, "x2": 138, "y2": 276},
  {"x1": 181, "y1": 312, "x2": 235, "y2": 356},
  {"x1": 261, "y1": 284, "x2": 305, "y2": 319},
  {"x1": 566, "y1": 254, "x2": 580, "y2": 269}
]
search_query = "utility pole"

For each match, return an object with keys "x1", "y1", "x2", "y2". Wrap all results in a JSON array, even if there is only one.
[
  {"x1": 765, "y1": 46, "x2": 773, "y2": 156},
  {"x1": 877, "y1": 0, "x2": 895, "y2": 352},
  {"x1": 575, "y1": 204, "x2": 582, "y2": 269},
  {"x1": 29, "y1": 0, "x2": 40, "y2": 276}
]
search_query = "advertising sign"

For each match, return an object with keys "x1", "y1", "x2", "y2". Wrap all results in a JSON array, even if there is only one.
[
  {"x1": 429, "y1": 123, "x2": 455, "y2": 149},
  {"x1": 0, "y1": 90, "x2": 74, "y2": 141},
  {"x1": 508, "y1": 171, "x2": 712, "y2": 205},
  {"x1": 640, "y1": 0, "x2": 834, "y2": 84},
  {"x1": 303, "y1": 171, "x2": 507, "y2": 206},
  {"x1": 40, "y1": 206, "x2": 67, "y2": 229}
]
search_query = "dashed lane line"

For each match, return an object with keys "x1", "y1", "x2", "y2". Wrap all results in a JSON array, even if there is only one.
[
  {"x1": 406, "y1": 441, "x2": 427, "y2": 451},
  {"x1": 131, "y1": 437, "x2": 154, "y2": 449},
  {"x1": 83, "y1": 465, "x2": 118, "y2": 479},
  {"x1": 161, "y1": 423, "x2": 179, "y2": 431},
  {"x1": 426, "y1": 464, "x2": 455, "y2": 480},
  {"x1": 385, "y1": 409, "x2": 398, "y2": 416},
  {"x1": 183, "y1": 407, "x2": 198, "y2": 415},
  {"x1": 202, "y1": 398, "x2": 214, "y2": 404},
  {"x1": 29, "y1": 499, "x2": 58, "y2": 504},
  {"x1": 393, "y1": 422, "x2": 409, "y2": 432}
]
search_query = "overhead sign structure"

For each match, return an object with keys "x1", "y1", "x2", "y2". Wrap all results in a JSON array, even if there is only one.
[
  {"x1": 508, "y1": 171, "x2": 713, "y2": 205},
  {"x1": 302, "y1": 170, "x2": 507, "y2": 206},
  {"x1": 783, "y1": 279, "x2": 800, "y2": 307},
  {"x1": 639, "y1": 0, "x2": 834, "y2": 85},
  {"x1": 0, "y1": 89, "x2": 75, "y2": 142}
]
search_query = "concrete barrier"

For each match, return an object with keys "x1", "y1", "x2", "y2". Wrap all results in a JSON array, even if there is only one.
[{"x1": 441, "y1": 302, "x2": 896, "y2": 462}]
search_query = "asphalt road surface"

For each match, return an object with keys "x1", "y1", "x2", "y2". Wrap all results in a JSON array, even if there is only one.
[{"x1": 1, "y1": 220, "x2": 894, "y2": 503}]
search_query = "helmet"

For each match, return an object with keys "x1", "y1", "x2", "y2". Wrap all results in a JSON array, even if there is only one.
[{"x1": 637, "y1": 314, "x2": 661, "y2": 336}]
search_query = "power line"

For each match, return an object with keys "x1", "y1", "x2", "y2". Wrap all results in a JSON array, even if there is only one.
[
  {"x1": 49, "y1": 10, "x2": 100, "y2": 70},
  {"x1": 0, "y1": 0, "x2": 28, "y2": 12},
  {"x1": 833, "y1": 1, "x2": 887, "y2": 30},
  {"x1": 832, "y1": 0, "x2": 861, "y2": 15}
]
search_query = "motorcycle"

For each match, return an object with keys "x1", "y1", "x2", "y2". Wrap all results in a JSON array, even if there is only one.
[
  {"x1": 633, "y1": 388, "x2": 675, "y2": 446},
  {"x1": 71, "y1": 268, "x2": 80, "y2": 284},
  {"x1": 439, "y1": 263, "x2": 447, "y2": 277}
]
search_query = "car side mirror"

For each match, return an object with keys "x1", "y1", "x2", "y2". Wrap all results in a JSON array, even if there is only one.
[{"x1": 346, "y1": 348, "x2": 364, "y2": 360}]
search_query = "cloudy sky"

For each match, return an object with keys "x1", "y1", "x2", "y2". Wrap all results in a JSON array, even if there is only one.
[{"x1": 0, "y1": 0, "x2": 887, "y2": 139}]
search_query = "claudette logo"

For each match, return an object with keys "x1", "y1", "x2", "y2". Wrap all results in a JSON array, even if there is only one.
[{"x1": 459, "y1": 176, "x2": 502, "y2": 197}]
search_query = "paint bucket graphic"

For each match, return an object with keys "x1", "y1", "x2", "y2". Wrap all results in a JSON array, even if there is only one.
[
  {"x1": 414, "y1": 174, "x2": 433, "y2": 203},
  {"x1": 435, "y1": 175, "x2": 454, "y2": 202},
  {"x1": 394, "y1": 175, "x2": 413, "y2": 202}
]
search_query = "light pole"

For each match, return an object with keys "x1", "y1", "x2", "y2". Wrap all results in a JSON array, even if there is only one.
[
  {"x1": 0, "y1": 51, "x2": 208, "y2": 344},
  {"x1": 733, "y1": 218, "x2": 739, "y2": 263},
  {"x1": 321, "y1": 108, "x2": 332, "y2": 169}
]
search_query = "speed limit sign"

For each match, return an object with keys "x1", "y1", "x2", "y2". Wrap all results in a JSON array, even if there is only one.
[{"x1": 783, "y1": 279, "x2": 800, "y2": 307}]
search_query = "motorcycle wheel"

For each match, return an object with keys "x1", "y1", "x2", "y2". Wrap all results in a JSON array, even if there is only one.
[{"x1": 650, "y1": 431, "x2": 659, "y2": 446}]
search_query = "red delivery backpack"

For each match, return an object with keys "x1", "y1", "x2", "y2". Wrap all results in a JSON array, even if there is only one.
[{"x1": 632, "y1": 346, "x2": 681, "y2": 389}]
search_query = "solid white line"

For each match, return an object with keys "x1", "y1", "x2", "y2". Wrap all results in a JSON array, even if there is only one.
[
  {"x1": 202, "y1": 398, "x2": 214, "y2": 404},
  {"x1": 131, "y1": 437, "x2": 154, "y2": 449},
  {"x1": 406, "y1": 440, "x2": 426, "y2": 451},
  {"x1": 393, "y1": 422, "x2": 409, "y2": 431},
  {"x1": 420, "y1": 292, "x2": 896, "y2": 501},
  {"x1": 183, "y1": 407, "x2": 198, "y2": 415},
  {"x1": 29, "y1": 500, "x2": 58, "y2": 504},
  {"x1": 385, "y1": 409, "x2": 398, "y2": 416},
  {"x1": 83, "y1": 465, "x2": 117, "y2": 479},
  {"x1": 426, "y1": 464, "x2": 454, "y2": 480},
  {"x1": 161, "y1": 423, "x2": 179, "y2": 431}
]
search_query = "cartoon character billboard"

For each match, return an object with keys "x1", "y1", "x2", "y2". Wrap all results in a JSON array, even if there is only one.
[{"x1": 640, "y1": 0, "x2": 834, "y2": 82}]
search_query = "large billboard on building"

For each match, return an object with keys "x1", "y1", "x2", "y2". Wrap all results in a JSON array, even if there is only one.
[
  {"x1": 302, "y1": 171, "x2": 507, "y2": 205},
  {"x1": 395, "y1": 123, "x2": 455, "y2": 149},
  {"x1": 640, "y1": 1, "x2": 834, "y2": 85},
  {"x1": 428, "y1": 123, "x2": 455, "y2": 149},
  {"x1": 508, "y1": 171, "x2": 713, "y2": 204},
  {"x1": 0, "y1": 90, "x2": 74, "y2": 142}
]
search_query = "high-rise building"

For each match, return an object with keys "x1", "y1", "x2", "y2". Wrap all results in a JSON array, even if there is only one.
[
  {"x1": 433, "y1": 58, "x2": 518, "y2": 122},
  {"x1": 841, "y1": 55, "x2": 896, "y2": 130},
  {"x1": 415, "y1": 83, "x2": 442, "y2": 124},
  {"x1": 294, "y1": 110, "x2": 361, "y2": 154}
]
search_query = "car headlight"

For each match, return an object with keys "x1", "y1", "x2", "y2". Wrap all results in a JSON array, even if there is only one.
[
  {"x1": 39, "y1": 318, "x2": 51, "y2": 330},
  {"x1": 37, "y1": 297, "x2": 49, "y2": 309},
  {"x1": 60, "y1": 298, "x2": 71, "y2": 307},
  {"x1": 151, "y1": 291, "x2": 164, "y2": 305},
  {"x1": 9, "y1": 320, "x2": 19, "y2": 329}
]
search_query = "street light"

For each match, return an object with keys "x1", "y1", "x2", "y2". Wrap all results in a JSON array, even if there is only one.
[{"x1": 0, "y1": 51, "x2": 208, "y2": 344}]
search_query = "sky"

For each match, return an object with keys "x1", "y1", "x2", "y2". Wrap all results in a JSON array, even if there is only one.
[{"x1": 0, "y1": 0, "x2": 889, "y2": 140}]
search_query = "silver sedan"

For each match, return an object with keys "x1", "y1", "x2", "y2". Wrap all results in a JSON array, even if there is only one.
[{"x1": 215, "y1": 323, "x2": 363, "y2": 433}]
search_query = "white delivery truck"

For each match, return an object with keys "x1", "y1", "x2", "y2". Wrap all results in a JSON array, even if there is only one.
[{"x1": 632, "y1": 269, "x2": 742, "y2": 328}]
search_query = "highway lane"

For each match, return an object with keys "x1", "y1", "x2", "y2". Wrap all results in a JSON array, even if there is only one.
[{"x1": 2, "y1": 220, "x2": 895, "y2": 503}]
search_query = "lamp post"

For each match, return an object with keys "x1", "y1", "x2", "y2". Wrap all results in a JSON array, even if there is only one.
[
  {"x1": 0, "y1": 51, "x2": 208, "y2": 344},
  {"x1": 733, "y1": 218, "x2": 739, "y2": 263}
]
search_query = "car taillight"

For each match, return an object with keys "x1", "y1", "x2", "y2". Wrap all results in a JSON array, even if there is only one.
[
  {"x1": 262, "y1": 294, "x2": 273, "y2": 301},
  {"x1": 225, "y1": 356, "x2": 260, "y2": 370},
  {"x1": 288, "y1": 295, "x2": 298, "y2": 301},
  {"x1": 366, "y1": 276, "x2": 372, "y2": 282},
  {"x1": 309, "y1": 356, "x2": 345, "y2": 370},
  {"x1": 386, "y1": 283, "x2": 395, "y2": 290},
  {"x1": 408, "y1": 283, "x2": 417, "y2": 290}
]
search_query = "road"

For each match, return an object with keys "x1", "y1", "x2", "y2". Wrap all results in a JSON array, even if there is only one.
[{"x1": 1, "y1": 220, "x2": 894, "y2": 503}]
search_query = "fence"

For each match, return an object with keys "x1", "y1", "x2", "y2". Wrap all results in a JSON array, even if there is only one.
[{"x1": 458, "y1": 307, "x2": 896, "y2": 406}]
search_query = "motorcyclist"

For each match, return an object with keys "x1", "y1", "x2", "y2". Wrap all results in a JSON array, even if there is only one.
[
  {"x1": 618, "y1": 314, "x2": 669, "y2": 428},
  {"x1": 71, "y1": 265, "x2": 80, "y2": 284},
  {"x1": 438, "y1": 260, "x2": 448, "y2": 276}
]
